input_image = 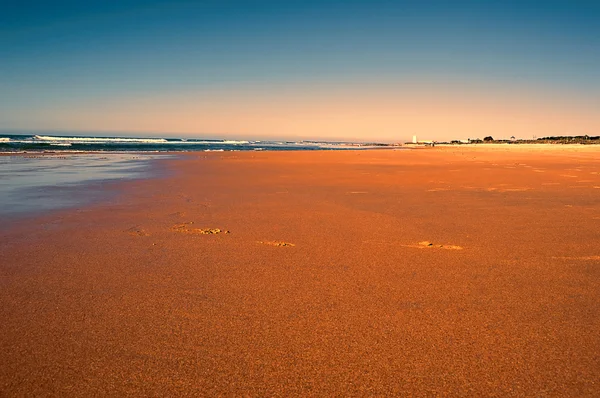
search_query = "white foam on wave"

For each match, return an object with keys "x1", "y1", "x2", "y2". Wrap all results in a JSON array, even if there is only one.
[
  {"x1": 32, "y1": 136, "x2": 252, "y2": 145},
  {"x1": 0, "y1": 138, "x2": 10, "y2": 142},
  {"x1": 34, "y1": 135, "x2": 168, "y2": 144},
  {"x1": 184, "y1": 140, "x2": 250, "y2": 145}
]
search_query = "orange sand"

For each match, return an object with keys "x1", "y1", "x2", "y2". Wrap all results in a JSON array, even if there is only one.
[{"x1": 1, "y1": 147, "x2": 599, "y2": 396}]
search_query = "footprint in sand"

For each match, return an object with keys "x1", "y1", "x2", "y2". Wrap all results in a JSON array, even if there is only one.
[
  {"x1": 499, "y1": 188, "x2": 532, "y2": 192},
  {"x1": 177, "y1": 194, "x2": 195, "y2": 203},
  {"x1": 169, "y1": 211, "x2": 187, "y2": 217},
  {"x1": 258, "y1": 241, "x2": 295, "y2": 247},
  {"x1": 172, "y1": 222, "x2": 230, "y2": 235},
  {"x1": 553, "y1": 256, "x2": 600, "y2": 261},
  {"x1": 482, "y1": 187, "x2": 530, "y2": 192},
  {"x1": 401, "y1": 241, "x2": 463, "y2": 250},
  {"x1": 126, "y1": 226, "x2": 150, "y2": 237},
  {"x1": 427, "y1": 188, "x2": 450, "y2": 192}
]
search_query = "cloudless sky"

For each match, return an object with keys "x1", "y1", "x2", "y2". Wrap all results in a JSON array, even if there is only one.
[{"x1": 1, "y1": 0, "x2": 599, "y2": 141}]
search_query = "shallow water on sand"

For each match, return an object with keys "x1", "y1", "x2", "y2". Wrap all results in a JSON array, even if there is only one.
[{"x1": 0, "y1": 154, "x2": 167, "y2": 221}]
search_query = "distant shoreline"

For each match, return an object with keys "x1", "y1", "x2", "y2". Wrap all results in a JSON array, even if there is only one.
[{"x1": 3, "y1": 133, "x2": 600, "y2": 154}]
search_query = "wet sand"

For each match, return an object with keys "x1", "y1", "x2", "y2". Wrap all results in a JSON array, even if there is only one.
[{"x1": 1, "y1": 147, "x2": 599, "y2": 396}]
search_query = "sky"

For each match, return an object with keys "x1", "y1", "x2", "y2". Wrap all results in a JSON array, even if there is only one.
[{"x1": 1, "y1": 0, "x2": 599, "y2": 142}]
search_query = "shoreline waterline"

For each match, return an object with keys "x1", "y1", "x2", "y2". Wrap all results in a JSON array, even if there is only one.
[{"x1": 0, "y1": 152, "x2": 176, "y2": 228}]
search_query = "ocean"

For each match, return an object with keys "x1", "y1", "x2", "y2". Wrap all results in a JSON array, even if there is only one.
[
  {"x1": 0, "y1": 133, "x2": 378, "y2": 153},
  {"x1": 0, "y1": 133, "x2": 387, "y2": 223}
]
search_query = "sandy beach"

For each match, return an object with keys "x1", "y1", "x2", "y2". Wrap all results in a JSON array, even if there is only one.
[{"x1": 1, "y1": 146, "x2": 599, "y2": 396}]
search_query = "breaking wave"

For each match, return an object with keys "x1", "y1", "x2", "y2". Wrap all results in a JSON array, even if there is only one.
[
  {"x1": 0, "y1": 133, "x2": 382, "y2": 153},
  {"x1": 34, "y1": 135, "x2": 169, "y2": 144}
]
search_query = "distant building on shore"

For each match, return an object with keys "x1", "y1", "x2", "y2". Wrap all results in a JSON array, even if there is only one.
[{"x1": 412, "y1": 135, "x2": 417, "y2": 144}]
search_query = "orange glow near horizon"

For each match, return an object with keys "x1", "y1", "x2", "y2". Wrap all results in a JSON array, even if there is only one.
[{"x1": 19, "y1": 81, "x2": 600, "y2": 142}]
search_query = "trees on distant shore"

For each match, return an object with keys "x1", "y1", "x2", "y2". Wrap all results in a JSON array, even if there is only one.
[
  {"x1": 438, "y1": 135, "x2": 599, "y2": 145},
  {"x1": 537, "y1": 135, "x2": 598, "y2": 142}
]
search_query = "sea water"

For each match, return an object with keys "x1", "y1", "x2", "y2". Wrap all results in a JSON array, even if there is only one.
[
  {"x1": 0, "y1": 133, "x2": 385, "y2": 223},
  {"x1": 0, "y1": 153, "x2": 163, "y2": 222},
  {"x1": 0, "y1": 133, "x2": 378, "y2": 152}
]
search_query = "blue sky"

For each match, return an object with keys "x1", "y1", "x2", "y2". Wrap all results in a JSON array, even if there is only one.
[{"x1": 1, "y1": 0, "x2": 599, "y2": 141}]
